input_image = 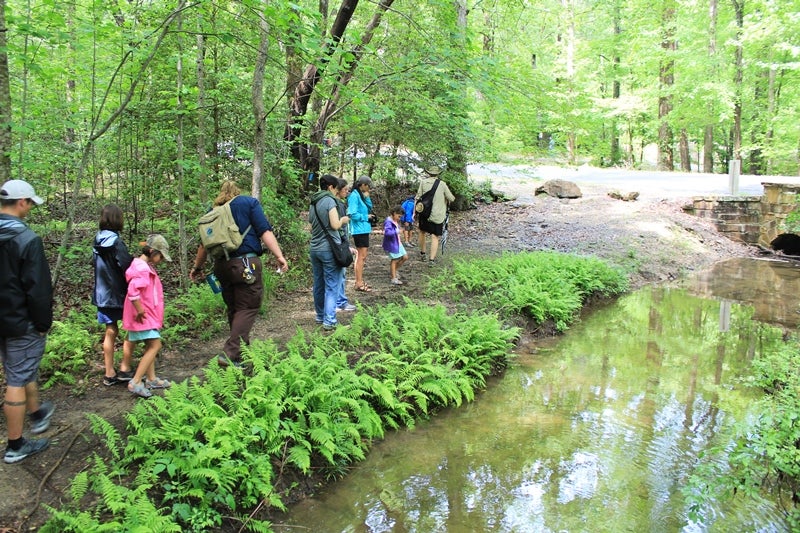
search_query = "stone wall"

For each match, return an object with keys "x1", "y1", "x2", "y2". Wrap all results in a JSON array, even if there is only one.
[
  {"x1": 686, "y1": 182, "x2": 800, "y2": 249},
  {"x1": 686, "y1": 195, "x2": 764, "y2": 245}
]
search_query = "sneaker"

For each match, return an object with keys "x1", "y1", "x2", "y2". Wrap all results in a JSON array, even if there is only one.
[
  {"x1": 407, "y1": 242, "x2": 416, "y2": 248},
  {"x1": 391, "y1": 278, "x2": 403, "y2": 285},
  {"x1": 103, "y1": 375, "x2": 121, "y2": 387},
  {"x1": 128, "y1": 380, "x2": 153, "y2": 398},
  {"x1": 145, "y1": 377, "x2": 172, "y2": 389},
  {"x1": 322, "y1": 323, "x2": 337, "y2": 331},
  {"x1": 336, "y1": 304, "x2": 357, "y2": 312},
  {"x1": 116, "y1": 370, "x2": 133, "y2": 382},
  {"x1": 419, "y1": 252, "x2": 427, "y2": 262},
  {"x1": 217, "y1": 355, "x2": 244, "y2": 369},
  {"x1": 29, "y1": 401, "x2": 54, "y2": 434},
  {"x1": 4, "y1": 437, "x2": 50, "y2": 464}
]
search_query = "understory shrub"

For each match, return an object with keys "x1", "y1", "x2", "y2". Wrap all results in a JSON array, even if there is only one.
[
  {"x1": 430, "y1": 251, "x2": 628, "y2": 330},
  {"x1": 42, "y1": 301, "x2": 519, "y2": 532}
]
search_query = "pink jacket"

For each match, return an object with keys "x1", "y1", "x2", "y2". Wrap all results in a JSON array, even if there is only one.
[{"x1": 123, "y1": 257, "x2": 164, "y2": 332}]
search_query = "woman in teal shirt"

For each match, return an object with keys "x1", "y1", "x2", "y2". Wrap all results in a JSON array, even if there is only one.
[{"x1": 347, "y1": 176, "x2": 375, "y2": 291}]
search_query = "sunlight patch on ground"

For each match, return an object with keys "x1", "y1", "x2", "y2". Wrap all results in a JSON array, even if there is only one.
[{"x1": 635, "y1": 220, "x2": 673, "y2": 238}]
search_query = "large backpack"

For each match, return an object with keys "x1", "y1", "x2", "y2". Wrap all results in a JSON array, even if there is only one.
[
  {"x1": 415, "y1": 179, "x2": 440, "y2": 219},
  {"x1": 198, "y1": 198, "x2": 251, "y2": 260}
]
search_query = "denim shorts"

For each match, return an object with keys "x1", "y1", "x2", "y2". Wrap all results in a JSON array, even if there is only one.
[
  {"x1": 0, "y1": 331, "x2": 47, "y2": 387},
  {"x1": 97, "y1": 307, "x2": 123, "y2": 324}
]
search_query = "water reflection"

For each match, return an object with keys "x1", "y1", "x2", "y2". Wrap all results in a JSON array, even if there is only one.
[
  {"x1": 274, "y1": 266, "x2": 795, "y2": 532},
  {"x1": 686, "y1": 257, "x2": 800, "y2": 329}
]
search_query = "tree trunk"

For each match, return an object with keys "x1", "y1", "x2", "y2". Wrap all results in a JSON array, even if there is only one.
[
  {"x1": 610, "y1": 0, "x2": 622, "y2": 166},
  {"x1": 306, "y1": 0, "x2": 395, "y2": 178},
  {"x1": 284, "y1": 0, "x2": 358, "y2": 177},
  {"x1": 731, "y1": 0, "x2": 744, "y2": 164},
  {"x1": 679, "y1": 128, "x2": 691, "y2": 171},
  {"x1": 0, "y1": 0, "x2": 11, "y2": 182},
  {"x1": 196, "y1": 27, "x2": 208, "y2": 205},
  {"x1": 251, "y1": 1, "x2": 270, "y2": 202},
  {"x1": 657, "y1": 0, "x2": 676, "y2": 171},
  {"x1": 176, "y1": 12, "x2": 188, "y2": 288},
  {"x1": 703, "y1": 0, "x2": 718, "y2": 173}
]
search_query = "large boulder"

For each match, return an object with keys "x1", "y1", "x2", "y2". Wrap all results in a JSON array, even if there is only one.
[{"x1": 535, "y1": 179, "x2": 582, "y2": 199}]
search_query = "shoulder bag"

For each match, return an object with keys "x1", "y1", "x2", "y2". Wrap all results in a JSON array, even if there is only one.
[{"x1": 313, "y1": 200, "x2": 354, "y2": 268}]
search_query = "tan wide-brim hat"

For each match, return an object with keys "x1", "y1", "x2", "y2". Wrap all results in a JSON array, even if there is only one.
[{"x1": 425, "y1": 166, "x2": 442, "y2": 176}]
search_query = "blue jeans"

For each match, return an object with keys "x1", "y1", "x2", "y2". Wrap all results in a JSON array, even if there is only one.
[
  {"x1": 335, "y1": 267, "x2": 348, "y2": 309},
  {"x1": 310, "y1": 249, "x2": 340, "y2": 327}
]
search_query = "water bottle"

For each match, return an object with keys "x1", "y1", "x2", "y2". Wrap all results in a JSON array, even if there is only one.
[{"x1": 205, "y1": 273, "x2": 222, "y2": 294}]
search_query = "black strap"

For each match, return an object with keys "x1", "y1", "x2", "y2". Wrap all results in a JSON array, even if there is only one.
[{"x1": 312, "y1": 200, "x2": 342, "y2": 249}]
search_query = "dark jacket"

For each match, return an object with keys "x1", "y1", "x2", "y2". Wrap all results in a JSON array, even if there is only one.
[
  {"x1": 0, "y1": 214, "x2": 53, "y2": 336},
  {"x1": 92, "y1": 230, "x2": 133, "y2": 309}
]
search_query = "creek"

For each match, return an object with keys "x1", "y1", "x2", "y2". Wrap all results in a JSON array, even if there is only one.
[{"x1": 273, "y1": 258, "x2": 799, "y2": 532}]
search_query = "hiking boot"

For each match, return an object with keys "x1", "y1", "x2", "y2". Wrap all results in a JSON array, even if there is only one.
[
  {"x1": 4, "y1": 437, "x2": 50, "y2": 464},
  {"x1": 29, "y1": 401, "x2": 54, "y2": 434}
]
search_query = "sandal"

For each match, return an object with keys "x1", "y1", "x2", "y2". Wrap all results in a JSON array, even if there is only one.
[
  {"x1": 128, "y1": 380, "x2": 153, "y2": 398},
  {"x1": 355, "y1": 284, "x2": 373, "y2": 292},
  {"x1": 146, "y1": 377, "x2": 172, "y2": 389}
]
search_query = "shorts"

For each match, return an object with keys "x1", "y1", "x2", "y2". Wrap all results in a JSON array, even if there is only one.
[
  {"x1": 97, "y1": 307, "x2": 123, "y2": 324},
  {"x1": 128, "y1": 329, "x2": 161, "y2": 342},
  {"x1": 419, "y1": 217, "x2": 444, "y2": 237},
  {"x1": 389, "y1": 243, "x2": 407, "y2": 260},
  {"x1": 402, "y1": 221, "x2": 414, "y2": 231},
  {"x1": 0, "y1": 331, "x2": 47, "y2": 387},
  {"x1": 353, "y1": 233, "x2": 370, "y2": 248}
]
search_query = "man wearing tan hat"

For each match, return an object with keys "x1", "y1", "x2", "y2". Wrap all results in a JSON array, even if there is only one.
[
  {"x1": 415, "y1": 166, "x2": 454, "y2": 264},
  {"x1": 0, "y1": 179, "x2": 55, "y2": 463}
]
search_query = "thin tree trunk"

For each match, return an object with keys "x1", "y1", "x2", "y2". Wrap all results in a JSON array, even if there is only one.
[
  {"x1": 703, "y1": 0, "x2": 718, "y2": 173},
  {"x1": 731, "y1": 0, "x2": 744, "y2": 164},
  {"x1": 176, "y1": 12, "x2": 188, "y2": 287},
  {"x1": 658, "y1": 0, "x2": 676, "y2": 171},
  {"x1": 610, "y1": 0, "x2": 621, "y2": 166},
  {"x1": 196, "y1": 26, "x2": 208, "y2": 205},
  {"x1": 679, "y1": 128, "x2": 690, "y2": 171},
  {"x1": 0, "y1": 0, "x2": 11, "y2": 182},
  {"x1": 251, "y1": 0, "x2": 270, "y2": 201}
]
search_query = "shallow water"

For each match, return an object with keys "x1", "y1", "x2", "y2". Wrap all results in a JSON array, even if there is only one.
[{"x1": 273, "y1": 258, "x2": 799, "y2": 532}]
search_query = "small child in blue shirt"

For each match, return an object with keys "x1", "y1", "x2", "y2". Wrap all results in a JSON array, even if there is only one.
[
  {"x1": 382, "y1": 206, "x2": 408, "y2": 285},
  {"x1": 400, "y1": 196, "x2": 416, "y2": 247}
]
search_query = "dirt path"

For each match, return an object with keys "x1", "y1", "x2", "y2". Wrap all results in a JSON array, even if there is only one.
[{"x1": 0, "y1": 177, "x2": 757, "y2": 531}]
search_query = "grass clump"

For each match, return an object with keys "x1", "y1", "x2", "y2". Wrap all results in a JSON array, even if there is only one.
[{"x1": 430, "y1": 251, "x2": 629, "y2": 330}]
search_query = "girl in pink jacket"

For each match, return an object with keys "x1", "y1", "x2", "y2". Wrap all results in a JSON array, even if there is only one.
[{"x1": 123, "y1": 234, "x2": 172, "y2": 398}]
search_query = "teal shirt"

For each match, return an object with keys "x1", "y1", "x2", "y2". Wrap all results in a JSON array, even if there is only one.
[{"x1": 347, "y1": 189, "x2": 372, "y2": 236}]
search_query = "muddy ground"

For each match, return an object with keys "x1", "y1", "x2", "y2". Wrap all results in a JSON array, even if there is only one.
[{"x1": 0, "y1": 176, "x2": 757, "y2": 531}]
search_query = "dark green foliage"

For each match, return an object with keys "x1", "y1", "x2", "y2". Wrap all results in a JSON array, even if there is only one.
[{"x1": 40, "y1": 307, "x2": 96, "y2": 389}]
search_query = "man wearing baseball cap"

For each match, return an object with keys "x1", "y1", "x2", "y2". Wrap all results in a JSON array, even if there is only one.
[{"x1": 0, "y1": 179, "x2": 55, "y2": 463}]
